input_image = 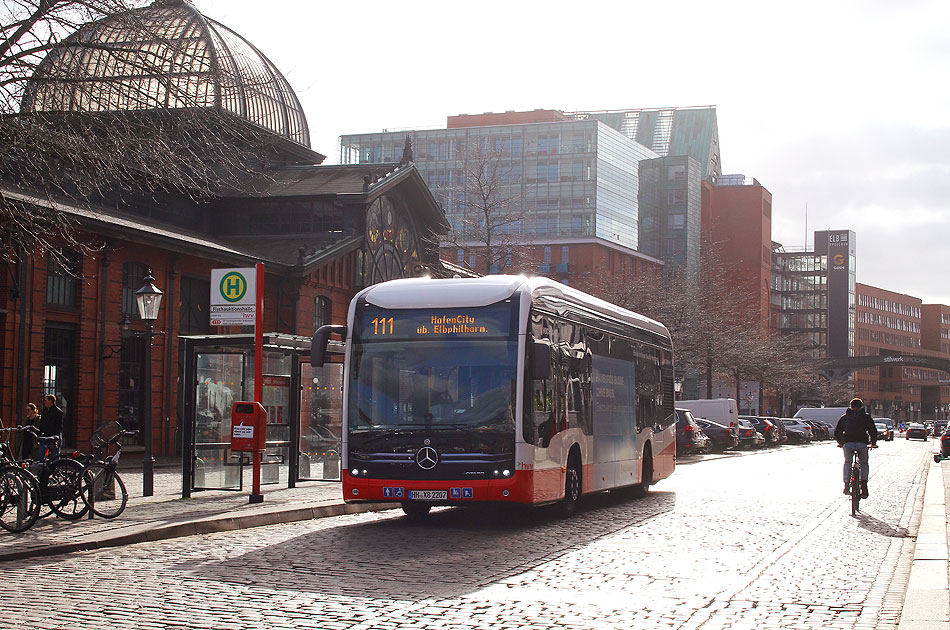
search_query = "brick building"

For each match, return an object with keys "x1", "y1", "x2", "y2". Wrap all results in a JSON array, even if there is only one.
[
  {"x1": 0, "y1": 2, "x2": 449, "y2": 467},
  {"x1": 855, "y1": 284, "x2": 950, "y2": 421}
]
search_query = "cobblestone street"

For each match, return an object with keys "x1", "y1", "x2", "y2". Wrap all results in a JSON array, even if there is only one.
[{"x1": 0, "y1": 439, "x2": 936, "y2": 629}]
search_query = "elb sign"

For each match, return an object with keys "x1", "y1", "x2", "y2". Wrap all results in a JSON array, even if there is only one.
[{"x1": 210, "y1": 268, "x2": 256, "y2": 325}]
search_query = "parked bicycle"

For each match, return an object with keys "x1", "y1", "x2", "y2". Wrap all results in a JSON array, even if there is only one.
[
  {"x1": 76, "y1": 421, "x2": 137, "y2": 519},
  {"x1": 0, "y1": 428, "x2": 41, "y2": 533},
  {"x1": 19, "y1": 426, "x2": 89, "y2": 520}
]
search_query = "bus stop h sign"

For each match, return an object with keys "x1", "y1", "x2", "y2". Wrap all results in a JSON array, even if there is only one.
[{"x1": 210, "y1": 268, "x2": 256, "y2": 326}]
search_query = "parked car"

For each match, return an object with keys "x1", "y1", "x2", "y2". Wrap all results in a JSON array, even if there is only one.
[
  {"x1": 780, "y1": 418, "x2": 813, "y2": 443},
  {"x1": 676, "y1": 408, "x2": 711, "y2": 455},
  {"x1": 736, "y1": 418, "x2": 765, "y2": 448},
  {"x1": 742, "y1": 416, "x2": 780, "y2": 446},
  {"x1": 794, "y1": 407, "x2": 849, "y2": 425},
  {"x1": 696, "y1": 418, "x2": 739, "y2": 452},
  {"x1": 905, "y1": 423, "x2": 928, "y2": 440},
  {"x1": 676, "y1": 399, "x2": 739, "y2": 430},
  {"x1": 940, "y1": 428, "x2": 950, "y2": 457},
  {"x1": 874, "y1": 422, "x2": 894, "y2": 442},
  {"x1": 769, "y1": 417, "x2": 789, "y2": 444},
  {"x1": 803, "y1": 420, "x2": 829, "y2": 440}
]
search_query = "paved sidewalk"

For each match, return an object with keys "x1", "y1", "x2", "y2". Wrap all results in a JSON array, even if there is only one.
[
  {"x1": 0, "y1": 461, "x2": 394, "y2": 562},
  {"x1": 899, "y1": 457, "x2": 950, "y2": 629}
]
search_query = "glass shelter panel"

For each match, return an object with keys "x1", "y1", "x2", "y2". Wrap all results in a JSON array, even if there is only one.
[
  {"x1": 194, "y1": 353, "x2": 244, "y2": 490},
  {"x1": 299, "y1": 363, "x2": 343, "y2": 481}
]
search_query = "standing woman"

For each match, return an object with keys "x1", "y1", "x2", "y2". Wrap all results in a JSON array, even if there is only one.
[{"x1": 21, "y1": 402, "x2": 40, "y2": 460}]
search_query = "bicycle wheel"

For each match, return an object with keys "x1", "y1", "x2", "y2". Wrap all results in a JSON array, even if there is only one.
[
  {"x1": 46, "y1": 458, "x2": 89, "y2": 520},
  {"x1": 850, "y1": 461, "x2": 861, "y2": 515},
  {"x1": 81, "y1": 462, "x2": 128, "y2": 519},
  {"x1": 0, "y1": 466, "x2": 41, "y2": 533}
]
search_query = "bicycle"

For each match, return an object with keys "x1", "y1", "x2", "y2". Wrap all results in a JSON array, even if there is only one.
[
  {"x1": 846, "y1": 445, "x2": 875, "y2": 516},
  {"x1": 0, "y1": 428, "x2": 42, "y2": 533},
  {"x1": 19, "y1": 427, "x2": 90, "y2": 520},
  {"x1": 76, "y1": 421, "x2": 136, "y2": 519}
]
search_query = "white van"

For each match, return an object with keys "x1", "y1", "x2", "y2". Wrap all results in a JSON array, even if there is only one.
[
  {"x1": 677, "y1": 398, "x2": 739, "y2": 428},
  {"x1": 793, "y1": 407, "x2": 849, "y2": 424}
]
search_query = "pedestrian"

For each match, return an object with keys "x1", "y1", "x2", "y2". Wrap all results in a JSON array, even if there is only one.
[
  {"x1": 40, "y1": 394, "x2": 64, "y2": 458},
  {"x1": 21, "y1": 402, "x2": 40, "y2": 459},
  {"x1": 834, "y1": 397, "x2": 877, "y2": 498}
]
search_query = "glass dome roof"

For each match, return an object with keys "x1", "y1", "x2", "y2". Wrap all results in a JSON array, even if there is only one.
[{"x1": 22, "y1": 0, "x2": 310, "y2": 147}]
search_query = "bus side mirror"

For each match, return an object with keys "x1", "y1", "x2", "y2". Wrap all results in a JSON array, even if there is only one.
[
  {"x1": 531, "y1": 341, "x2": 551, "y2": 380},
  {"x1": 311, "y1": 325, "x2": 347, "y2": 367}
]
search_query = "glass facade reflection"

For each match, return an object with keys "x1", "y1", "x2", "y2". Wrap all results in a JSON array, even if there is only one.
[
  {"x1": 340, "y1": 120, "x2": 658, "y2": 249},
  {"x1": 637, "y1": 155, "x2": 703, "y2": 276}
]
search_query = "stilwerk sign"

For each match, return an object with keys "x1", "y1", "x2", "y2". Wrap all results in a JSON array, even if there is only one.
[{"x1": 210, "y1": 267, "x2": 257, "y2": 325}]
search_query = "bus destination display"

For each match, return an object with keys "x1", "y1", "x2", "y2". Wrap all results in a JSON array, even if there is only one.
[{"x1": 359, "y1": 306, "x2": 512, "y2": 341}]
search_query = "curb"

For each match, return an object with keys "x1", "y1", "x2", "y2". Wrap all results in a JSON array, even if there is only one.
[
  {"x1": 898, "y1": 459, "x2": 950, "y2": 629},
  {"x1": 0, "y1": 501, "x2": 396, "y2": 563}
]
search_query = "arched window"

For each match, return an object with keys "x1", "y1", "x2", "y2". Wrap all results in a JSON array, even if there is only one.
[
  {"x1": 313, "y1": 296, "x2": 331, "y2": 331},
  {"x1": 46, "y1": 248, "x2": 79, "y2": 306}
]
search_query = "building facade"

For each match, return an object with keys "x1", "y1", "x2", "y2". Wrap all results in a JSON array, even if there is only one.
[
  {"x1": 638, "y1": 156, "x2": 704, "y2": 276},
  {"x1": 702, "y1": 175, "x2": 773, "y2": 329},
  {"x1": 341, "y1": 111, "x2": 659, "y2": 252},
  {"x1": 772, "y1": 230, "x2": 855, "y2": 358}
]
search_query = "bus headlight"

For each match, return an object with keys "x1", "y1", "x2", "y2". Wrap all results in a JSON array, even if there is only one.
[
  {"x1": 503, "y1": 470, "x2": 511, "y2": 477},
  {"x1": 351, "y1": 468, "x2": 359, "y2": 476}
]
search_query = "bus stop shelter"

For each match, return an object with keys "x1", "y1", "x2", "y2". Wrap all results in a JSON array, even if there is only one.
[{"x1": 179, "y1": 333, "x2": 343, "y2": 498}]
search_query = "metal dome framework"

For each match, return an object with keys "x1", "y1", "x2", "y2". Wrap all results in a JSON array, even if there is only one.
[{"x1": 22, "y1": 1, "x2": 310, "y2": 147}]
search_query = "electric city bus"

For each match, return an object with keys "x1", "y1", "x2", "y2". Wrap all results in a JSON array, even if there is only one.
[{"x1": 311, "y1": 275, "x2": 675, "y2": 518}]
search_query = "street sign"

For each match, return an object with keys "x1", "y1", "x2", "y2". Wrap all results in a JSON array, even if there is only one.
[{"x1": 210, "y1": 267, "x2": 256, "y2": 325}]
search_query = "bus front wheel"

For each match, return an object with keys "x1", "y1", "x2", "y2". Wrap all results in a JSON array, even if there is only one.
[
  {"x1": 557, "y1": 456, "x2": 582, "y2": 518},
  {"x1": 401, "y1": 501, "x2": 431, "y2": 520}
]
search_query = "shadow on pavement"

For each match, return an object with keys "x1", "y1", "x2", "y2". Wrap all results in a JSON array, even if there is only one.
[
  {"x1": 182, "y1": 489, "x2": 676, "y2": 600},
  {"x1": 855, "y1": 513, "x2": 911, "y2": 538}
]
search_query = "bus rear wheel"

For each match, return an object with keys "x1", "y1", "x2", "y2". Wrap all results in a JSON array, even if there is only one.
[
  {"x1": 401, "y1": 501, "x2": 431, "y2": 520},
  {"x1": 632, "y1": 448, "x2": 653, "y2": 498}
]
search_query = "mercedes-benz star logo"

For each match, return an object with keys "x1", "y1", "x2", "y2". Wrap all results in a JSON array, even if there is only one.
[{"x1": 416, "y1": 446, "x2": 439, "y2": 470}]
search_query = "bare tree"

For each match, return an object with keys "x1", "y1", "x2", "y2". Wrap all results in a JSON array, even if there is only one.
[
  {"x1": 1, "y1": 0, "x2": 299, "y2": 261},
  {"x1": 444, "y1": 139, "x2": 531, "y2": 275}
]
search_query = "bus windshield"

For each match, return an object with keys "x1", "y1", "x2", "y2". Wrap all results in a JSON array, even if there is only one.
[
  {"x1": 348, "y1": 339, "x2": 518, "y2": 431},
  {"x1": 349, "y1": 303, "x2": 518, "y2": 432}
]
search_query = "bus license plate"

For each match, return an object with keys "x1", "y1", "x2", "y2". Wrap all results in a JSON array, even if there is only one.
[{"x1": 409, "y1": 490, "x2": 447, "y2": 500}]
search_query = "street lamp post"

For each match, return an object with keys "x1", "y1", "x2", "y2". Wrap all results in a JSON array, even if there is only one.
[{"x1": 135, "y1": 269, "x2": 163, "y2": 497}]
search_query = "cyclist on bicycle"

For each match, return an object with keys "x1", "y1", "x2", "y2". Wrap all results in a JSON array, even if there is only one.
[{"x1": 834, "y1": 398, "x2": 877, "y2": 498}]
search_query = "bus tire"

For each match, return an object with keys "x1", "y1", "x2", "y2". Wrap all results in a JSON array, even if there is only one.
[
  {"x1": 401, "y1": 501, "x2": 431, "y2": 520},
  {"x1": 557, "y1": 450, "x2": 582, "y2": 518},
  {"x1": 633, "y1": 446, "x2": 653, "y2": 498}
]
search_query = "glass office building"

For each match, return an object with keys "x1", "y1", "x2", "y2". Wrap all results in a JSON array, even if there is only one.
[
  {"x1": 637, "y1": 155, "x2": 703, "y2": 275},
  {"x1": 340, "y1": 119, "x2": 658, "y2": 249},
  {"x1": 772, "y1": 230, "x2": 857, "y2": 358},
  {"x1": 568, "y1": 107, "x2": 721, "y2": 182}
]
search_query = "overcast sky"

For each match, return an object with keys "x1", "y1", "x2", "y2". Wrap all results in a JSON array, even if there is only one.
[{"x1": 201, "y1": 0, "x2": 950, "y2": 305}]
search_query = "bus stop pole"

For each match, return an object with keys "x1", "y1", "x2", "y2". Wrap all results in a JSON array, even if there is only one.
[{"x1": 250, "y1": 262, "x2": 264, "y2": 504}]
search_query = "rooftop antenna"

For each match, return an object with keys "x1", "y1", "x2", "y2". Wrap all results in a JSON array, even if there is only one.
[{"x1": 804, "y1": 202, "x2": 808, "y2": 249}]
